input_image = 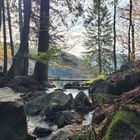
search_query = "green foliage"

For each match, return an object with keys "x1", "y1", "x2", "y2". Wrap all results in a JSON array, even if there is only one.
[
  {"x1": 83, "y1": 0, "x2": 113, "y2": 74},
  {"x1": 86, "y1": 74, "x2": 105, "y2": 84},
  {"x1": 80, "y1": 55, "x2": 95, "y2": 75},
  {"x1": 28, "y1": 47, "x2": 60, "y2": 64}
]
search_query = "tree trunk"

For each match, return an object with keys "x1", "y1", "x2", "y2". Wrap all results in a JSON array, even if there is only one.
[
  {"x1": 33, "y1": 0, "x2": 50, "y2": 84},
  {"x1": 113, "y1": 0, "x2": 117, "y2": 71},
  {"x1": 128, "y1": 0, "x2": 132, "y2": 62},
  {"x1": 0, "y1": 0, "x2": 2, "y2": 31},
  {"x1": 128, "y1": 24, "x2": 131, "y2": 62},
  {"x1": 2, "y1": 0, "x2": 7, "y2": 73},
  {"x1": 8, "y1": 0, "x2": 31, "y2": 77},
  {"x1": 130, "y1": 0, "x2": 135, "y2": 61},
  {"x1": 97, "y1": 0, "x2": 102, "y2": 74},
  {"x1": 6, "y1": 0, "x2": 14, "y2": 58},
  {"x1": 18, "y1": 0, "x2": 23, "y2": 42},
  {"x1": 131, "y1": 22, "x2": 135, "y2": 61}
]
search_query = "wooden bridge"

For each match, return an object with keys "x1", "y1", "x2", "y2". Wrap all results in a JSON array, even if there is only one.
[{"x1": 48, "y1": 78, "x2": 89, "y2": 82}]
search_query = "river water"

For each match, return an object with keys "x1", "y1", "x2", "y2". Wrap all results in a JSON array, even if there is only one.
[{"x1": 28, "y1": 87, "x2": 93, "y2": 140}]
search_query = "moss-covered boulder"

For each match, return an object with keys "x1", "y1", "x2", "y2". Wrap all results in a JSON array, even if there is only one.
[{"x1": 103, "y1": 107, "x2": 140, "y2": 140}]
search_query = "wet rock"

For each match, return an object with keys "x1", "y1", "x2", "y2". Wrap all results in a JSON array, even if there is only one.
[
  {"x1": 88, "y1": 79, "x2": 105, "y2": 96},
  {"x1": 55, "y1": 110, "x2": 83, "y2": 128},
  {"x1": 73, "y1": 81, "x2": 80, "y2": 88},
  {"x1": 63, "y1": 83, "x2": 73, "y2": 89},
  {"x1": 133, "y1": 132, "x2": 140, "y2": 140},
  {"x1": 70, "y1": 125, "x2": 95, "y2": 140},
  {"x1": 44, "y1": 92, "x2": 73, "y2": 120},
  {"x1": 26, "y1": 90, "x2": 73, "y2": 117},
  {"x1": 28, "y1": 133, "x2": 37, "y2": 140},
  {"x1": 63, "y1": 82, "x2": 80, "y2": 89},
  {"x1": 33, "y1": 126, "x2": 53, "y2": 138},
  {"x1": 48, "y1": 125, "x2": 73, "y2": 140},
  {"x1": 73, "y1": 91, "x2": 93, "y2": 114},
  {"x1": 0, "y1": 87, "x2": 28, "y2": 140},
  {"x1": 54, "y1": 89, "x2": 66, "y2": 92},
  {"x1": 21, "y1": 90, "x2": 46, "y2": 102},
  {"x1": 94, "y1": 113, "x2": 105, "y2": 125},
  {"x1": 44, "y1": 82, "x2": 56, "y2": 88}
]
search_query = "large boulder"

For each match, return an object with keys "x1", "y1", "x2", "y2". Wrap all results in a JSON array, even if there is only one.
[
  {"x1": 103, "y1": 107, "x2": 140, "y2": 140},
  {"x1": 21, "y1": 90, "x2": 46, "y2": 102},
  {"x1": 44, "y1": 92, "x2": 73, "y2": 120},
  {"x1": 89, "y1": 74, "x2": 135, "y2": 97},
  {"x1": 6, "y1": 76, "x2": 44, "y2": 93},
  {"x1": 88, "y1": 79, "x2": 105, "y2": 96},
  {"x1": 26, "y1": 90, "x2": 73, "y2": 117},
  {"x1": 73, "y1": 91, "x2": 93, "y2": 114},
  {"x1": 0, "y1": 87, "x2": 28, "y2": 140}
]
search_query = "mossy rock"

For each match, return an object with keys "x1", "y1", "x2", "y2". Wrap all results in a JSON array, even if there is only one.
[{"x1": 103, "y1": 107, "x2": 140, "y2": 140}]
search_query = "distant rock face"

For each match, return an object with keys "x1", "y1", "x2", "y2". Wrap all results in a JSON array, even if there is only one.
[{"x1": 0, "y1": 87, "x2": 28, "y2": 140}]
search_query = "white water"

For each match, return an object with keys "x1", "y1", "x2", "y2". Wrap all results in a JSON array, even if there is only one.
[{"x1": 47, "y1": 88, "x2": 89, "y2": 98}]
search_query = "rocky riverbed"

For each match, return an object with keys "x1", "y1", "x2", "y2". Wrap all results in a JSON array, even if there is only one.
[{"x1": 27, "y1": 88, "x2": 94, "y2": 140}]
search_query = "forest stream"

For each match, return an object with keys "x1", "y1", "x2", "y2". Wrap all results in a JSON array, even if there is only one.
[{"x1": 28, "y1": 87, "x2": 93, "y2": 140}]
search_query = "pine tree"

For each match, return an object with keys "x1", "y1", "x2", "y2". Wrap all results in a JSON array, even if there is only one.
[{"x1": 84, "y1": 0, "x2": 113, "y2": 75}]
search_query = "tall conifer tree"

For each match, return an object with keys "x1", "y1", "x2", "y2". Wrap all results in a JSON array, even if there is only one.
[{"x1": 84, "y1": 0, "x2": 113, "y2": 74}]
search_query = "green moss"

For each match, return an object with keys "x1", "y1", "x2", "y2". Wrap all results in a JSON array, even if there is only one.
[{"x1": 103, "y1": 107, "x2": 140, "y2": 140}]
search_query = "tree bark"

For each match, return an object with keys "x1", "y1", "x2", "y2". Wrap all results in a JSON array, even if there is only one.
[
  {"x1": 97, "y1": 0, "x2": 102, "y2": 74},
  {"x1": 0, "y1": 0, "x2": 2, "y2": 31},
  {"x1": 18, "y1": 0, "x2": 23, "y2": 42},
  {"x1": 131, "y1": 22, "x2": 135, "y2": 61},
  {"x1": 33, "y1": 0, "x2": 50, "y2": 84},
  {"x1": 128, "y1": 24, "x2": 131, "y2": 62},
  {"x1": 128, "y1": 0, "x2": 132, "y2": 62},
  {"x1": 6, "y1": 0, "x2": 14, "y2": 58},
  {"x1": 113, "y1": 0, "x2": 117, "y2": 71},
  {"x1": 8, "y1": 0, "x2": 31, "y2": 78},
  {"x1": 2, "y1": 0, "x2": 7, "y2": 73}
]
